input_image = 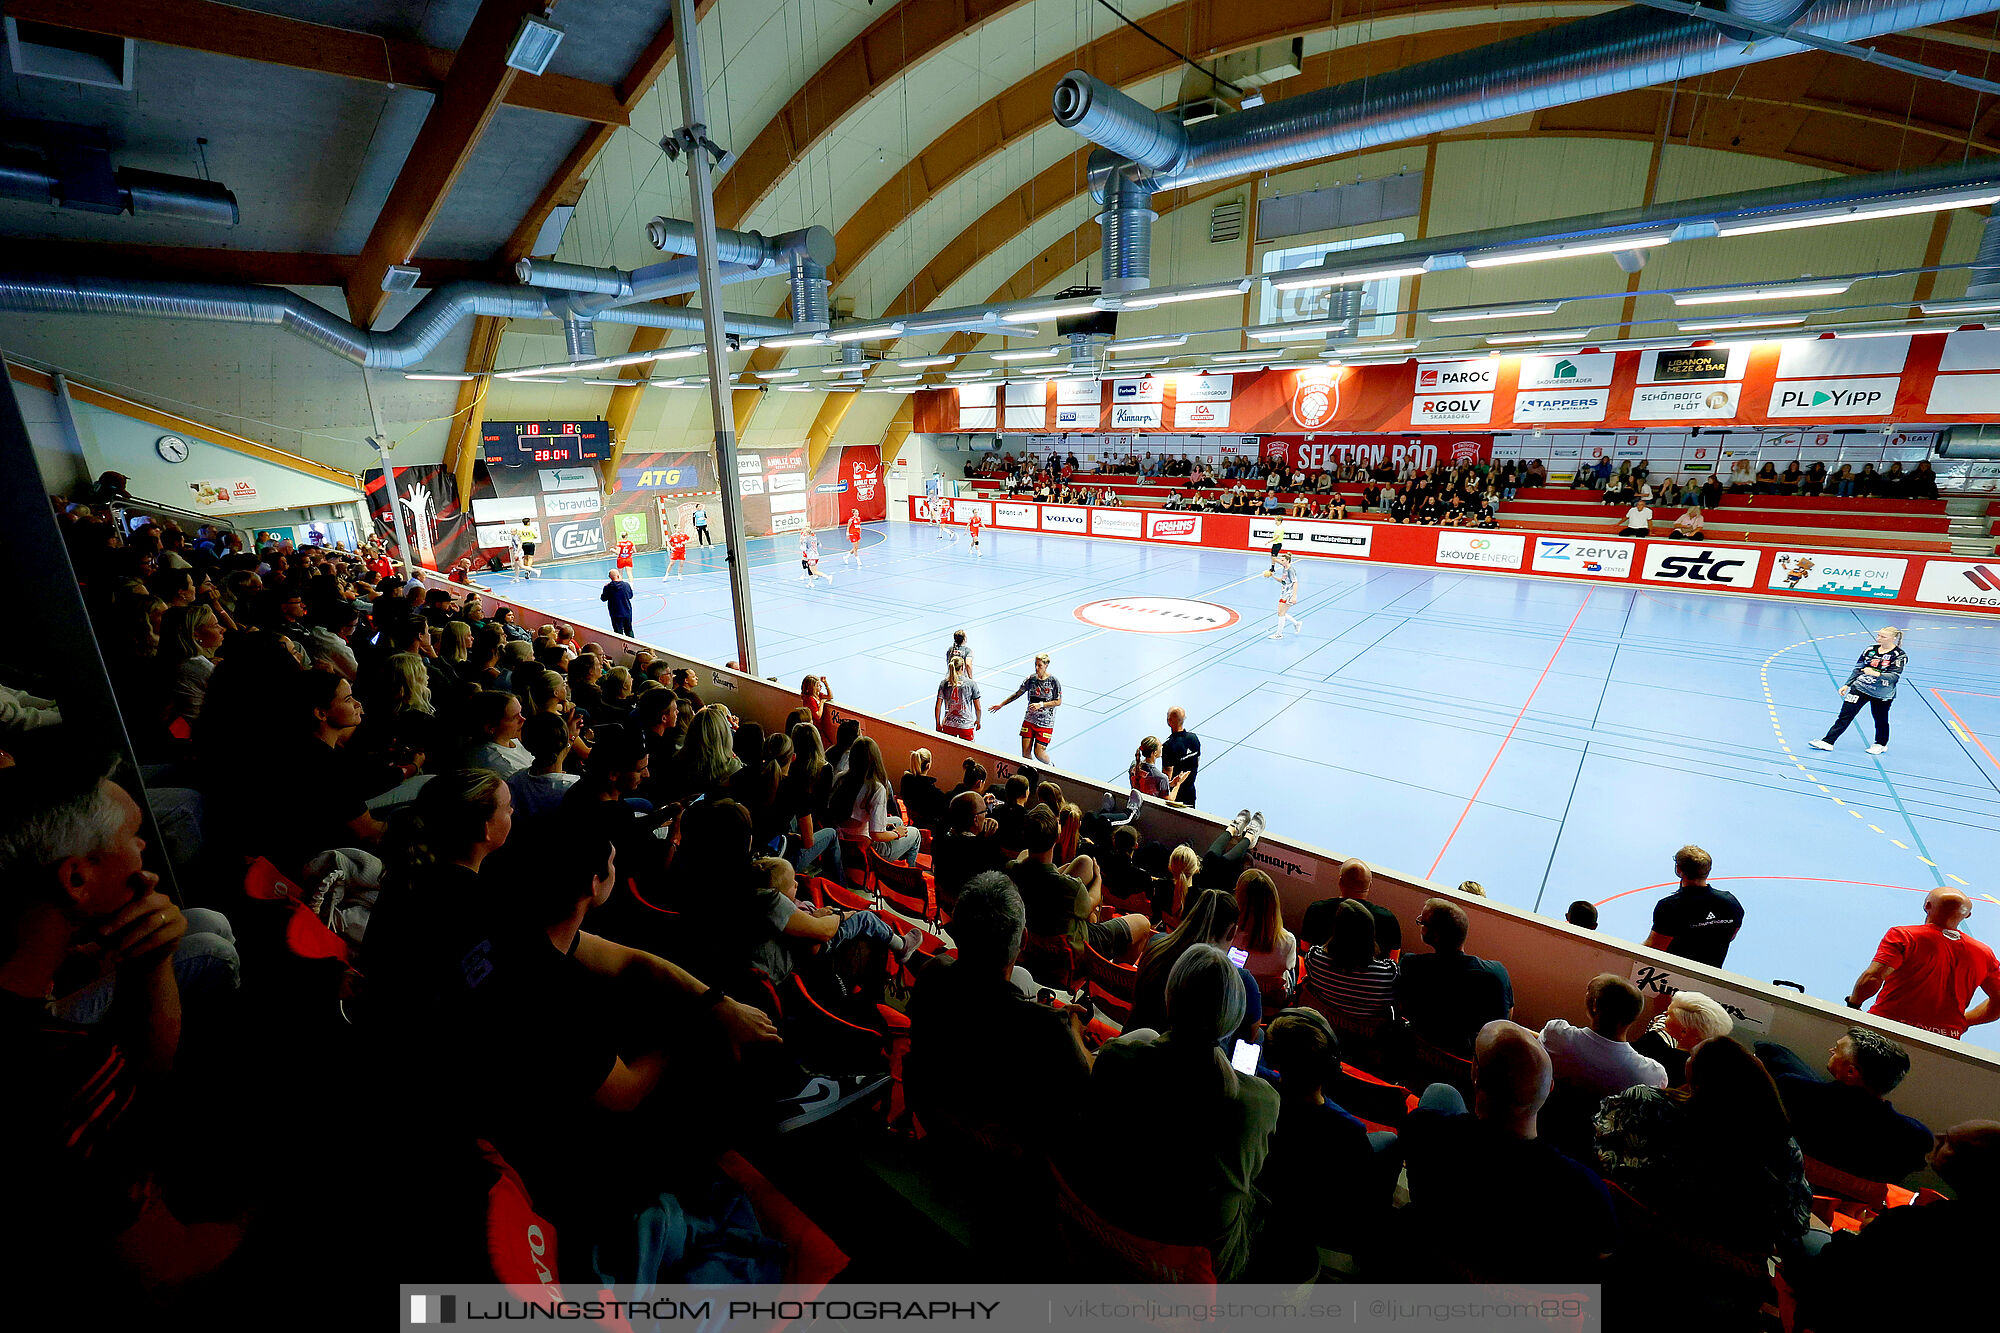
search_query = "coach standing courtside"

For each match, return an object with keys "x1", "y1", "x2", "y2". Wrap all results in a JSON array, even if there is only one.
[{"x1": 1162, "y1": 707, "x2": 1200, "y2": 809}]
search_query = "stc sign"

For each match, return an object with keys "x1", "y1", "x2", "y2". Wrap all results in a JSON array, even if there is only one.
[{"x1": 1640, "y1": 544, "x2": 1763, "y2": 588}]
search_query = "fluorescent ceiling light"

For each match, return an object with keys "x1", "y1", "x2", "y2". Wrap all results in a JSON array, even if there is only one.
[
  {"x1": 1116, "y1": 279, "x2": 1255, "y2": 309},
  {"x1": 1111, "y1": 358, "x2": 1170, "y2": 368},
  {"x1": 755, "y1": 369, "x2": 799, "y2": 380},
  {"x1": 863, "y1": 386, "x2": 915, "y2": 394},
  {"x1": 897, "y1": 355, "x2": 956, "y2": 368},
  {"x1": 1718, "y1": 192, "x2": 2000, "y2": 236},
  {"x1": 1426, "y1": 300, "x2": 1565, "y2": 323},
  {"x1": 873, "y1": 373, "x2": 925, "y2": 383},
  {"x1": 1466, "y1": 233, "x2": 1673, "y2": 268},
  {"x1": 652, "y1": 346, "x2": 705, "y2": 361},
  {"x1": 582, "y1": 378, "x2": 632, "y2": 386},
  {"x1": 945, "y1": 369, "x2": 992, "y2": 379},
  {"x1": 1272, "y1": 263, "x2": 1427, "y2": 292},
  {"x1": 1676, "y1": 313, "x2": 1810, "y2": 332},
  {"x1": 503, "y1": 376, "x2": 568, "y2": 385},
  {"x1": 991, "y1": 348, "x2": 1061, "y2": 361},
  {"x1": 828, "y1": 322, "x2": 904, "y2": 342},
  {"x1": 1108, "y1": 335, "x2": 1188, "y2": 352},
  {"x1": 1674, "y1": 281, "x2": 1853, "y2": 306},
  {"x1": 824, "y1": 383, "x2": 862, "y2": 391},
  {"x1": 1357, "y1": 340, "x2": 1418, "y2": 353},
  {"x1": 1211, "y1": 350, "x2": 1275, "y2": 362},
  {"x1": 1027, "y1": 366, "x2": 1073, "y2": 375},
  {"x1": 1483, "y1": 327, "x2": 1597, "y2": 345},
  {"x1": 403, "y1": 372, "x2": 475, "y2": 381},
  {"x1": 1839, "y1": 323, "x2": 1975, "y2": 338},
  {"x1": 774, "y1": 384, "x2": 814, "y2": 392},
  {"x1": 1247, "y1": 319, "x2": 1352, "y2": 341},
  {"x1": 1000, "y1": 303, "x2": 1099, "y2": 323},
  {"x1": 759, "y1": 335, "x2": 826, "y2": 348},
  {"x1": 1920, "y1": 296, "x2": 2000, "y2": 315}
]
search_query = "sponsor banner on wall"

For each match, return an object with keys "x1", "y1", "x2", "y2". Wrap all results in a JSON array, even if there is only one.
[
  {"x1": 1175, "y1": 374, "x2": 1234, "y2": 402},
  {"x1": 1109, "y1": 402, "x2": 1163, "y2": 429},
  {"x1": 1513, "y1": 388, "x2": 1610, "y2": 422},
  {"x1": 1925, "y1": 373, "x2": 2000, "y2": 417},
  {"x1": 619, "y1": 462, "x2": 700, "y2": 490},
  {"x1": 1146, "y1": 512, "x2": 1204, "y2": 543},
  {"x1": 614, "y1": 512, "x2": 648, "y2": 544},
  {"x1": 1937, "y1": 328, "x2": 2000, "y2": 372},
  {"x1": 1246, "y1": 516, "x2": 1374, "y2": 557},
  {"x1": 1411, "y1": 393, "x2": 1494, "y2": 425},
  {"x1": 471, "y1": 496, "x2": 538, "y2": 524},
  {"x1": 737, "y1": 453, "x2": 762, "y2": 476},
  {"x1": 1915, "y1": 559, "x2": 2000, "y2": 609},
  {"x1": 1531, "y1": 536, "x2": 1635, "y2": 578},
  {"x1": 541, "y1": 489, "x2": 602, "y2": 519},
  {"x1": 1640, "y1": 543, "x2": 1763, "y2": 588},
  {"x1": 996, "y1": 501, "x2": 1038, "y2": 528},
  {"x1": 1003, "y1": 404, "x2": 1048, "y2": 429},
  {"x1": 768, "y1": 490, "x2": 808, "y2": 515},
  {"x1": 954, "y1": 500, "x2": 993, "y2": 527},
  {"x1": 1173, "y1": 399, "x2": 1231, "y2": 429},
  {"x1": 474, "y1": 523, "x2": 515, "y2": 550},
  {"x1": 1041, "y1": 505, "x2": 1088, "y2": 532},
  {"x1": 1415, "y1": 359, "x2": 1500, "y2": 392},
  {"x1": 1774, "y1": 337, "x2": 1910, "y2": 379},
  {"x1": 1436, "y1": 531, "x2": 1526, "y2": 570},
  {"x1": 538, "y1": 466, "x2": 596, "y2": 492},
  {"x1": 1092, "y1": 509, "x2": 1142, "y2": 538},
  {"x1": 1767, "y1": 377, "x2": 1900, "y2": 418},
  {"x1": 958, "y1": 406, "x2": 998, "y2": 430},
  {"x1": 1630, "y1": 384, "x2": 1740, "y2": 420},
  {"x1": 957, "y1": 383, "x2": 997, "y2": 407},
  {"x1": 1110, "y1": 378, "x2": 1164, "y2": 403},
  {"x1": 769, "y1": 510, "x2": 808, "y2": 534},
  {"x1": 1638, "y1": 346, "x2": 1748, "y2": 383},
  {"x1": 739, "y1": 475, "x2": 764, "y2": 495},
  {"x1": 1054, "y1": 404, "x2": 1095, "y2": 427},
  {"x1": 767, "y1": 471, "x2": 807, "y2": 494},
  {"x1": 1515, "y1": 353, "x2": 1616, "y2": 391},
  {"x1": 548, "y1": 518, "x2": 606, "y2": 559},
  {"x1": 1768, "y1": 551, "x2": 1906, "y2": 599},
  {"x1": 1054, "y1": 378, "x2": 1102, "y2": 406},
  {"x1": 1005, "y1": 381, "x2": 1045, "y2": 406},
  {"x1": 188, "y1": 477, "x2": 258, "y2": 508}
]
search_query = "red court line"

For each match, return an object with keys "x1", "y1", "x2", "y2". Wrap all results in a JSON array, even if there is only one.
[
  {"x1": 1594, "y1": 875, "x2": 1930, "y2": 906},
  {"x1": 1932, "y1": 688, "x2": 2000, "y2": 774},
  {"x1": 1427, "y1": 591, "x2": 1591, "y2": 879}
]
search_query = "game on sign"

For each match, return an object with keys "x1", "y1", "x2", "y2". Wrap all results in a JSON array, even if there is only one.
[{"x1": 1074, "y1": 596, "x2": 1241, "y2": 634}]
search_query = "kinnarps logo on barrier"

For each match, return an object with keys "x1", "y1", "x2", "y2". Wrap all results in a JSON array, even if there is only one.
[
  {"x1": 1914, "y1": 560, "x2": 2000, "y2": 608},
  {"x1": 1768, "y1": 552, "x2": 1906, "y2": 599},
  {"x1": 1532, "y1": 537, "x2": 1634, "y2": 578}
]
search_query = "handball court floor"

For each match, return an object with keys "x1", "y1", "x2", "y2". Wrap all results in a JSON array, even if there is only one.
[{"x1": 484, "y1": 520, "x2": 2000, "y2": 1048}]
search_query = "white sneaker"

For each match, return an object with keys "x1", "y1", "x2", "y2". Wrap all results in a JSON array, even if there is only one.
[
  {"x1": 1246, "y1": 812, "x2": 1267, "y2": 843},
  {"x1": 1809, "y1": 739, "x2": 1835, "y2": 751},
  {"x1": 1269, "y1": 630, "x2": 1285, "y2": 639},
  {"x1": 1867, "y1": 743, "x2": 1888, "y2": 755},
  {"x1": 1227, "y1": 809, "x2": 1251, "y2": 837}
]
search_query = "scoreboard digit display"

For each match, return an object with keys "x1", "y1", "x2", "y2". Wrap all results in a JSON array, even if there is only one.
[{"x1": 481, "y1": 420, "x2": 612, "y2": 466}]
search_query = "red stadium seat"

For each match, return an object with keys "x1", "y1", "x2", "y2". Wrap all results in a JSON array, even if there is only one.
[
  {"x1": 475, "y1": 1141, "x2": 632, "y2": 1332},
  {"x1": 1050, "y1": 1163, "x2": 1217, "y2": 1288},
  {"x1": 1078, "y1": 941, "x2": 1138, "y2": 1025},
  {"x1": 868, "y1": 846, "x2": 937, "y2": 925},
  {"x1": 1019, "y1": 930, "x2": 1075, "y2": 990}
]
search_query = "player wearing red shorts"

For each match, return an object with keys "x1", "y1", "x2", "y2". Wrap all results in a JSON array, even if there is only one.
[
  {"x1": 992, "y1": 652, "x2": 1060, "y2": 762},
  {"x1": 615, "y1": 535, "x2": 635, "y2": 572},
  {"x1": 967, "y1": 509, "x2": 983, "y2": 556},
  {"x1": 666, "y1": 527, "x2": 689, "y2": 581},
  {"x1": 843, "y1": 512, "x2": 863, "y2": 565}
]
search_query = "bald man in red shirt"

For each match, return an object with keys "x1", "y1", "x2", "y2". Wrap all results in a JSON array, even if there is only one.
[{"x1": 1846, "y1": 889, "x2": 2000, "y2": 1040}]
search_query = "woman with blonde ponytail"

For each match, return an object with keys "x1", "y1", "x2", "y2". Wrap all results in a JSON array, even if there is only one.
[{"x1": 362, "y1": 769, "x2": 514, "y2": 1000}]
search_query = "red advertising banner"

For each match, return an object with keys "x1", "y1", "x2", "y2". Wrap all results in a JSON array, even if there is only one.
[
  {"x1": 838, "y1": 445, "x2": 887, "y2": 523},
  {"x1": 1261, "y1": 433, "x2": 1492, "y2": 472},
  {"x1": 911, "y1": 329, "x2": 2000, "y2": 436}
]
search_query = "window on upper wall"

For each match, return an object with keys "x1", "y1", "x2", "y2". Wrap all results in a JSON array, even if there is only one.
[{"x1": 1259, "y1": 232, "x2": 1406, "y2": 336}]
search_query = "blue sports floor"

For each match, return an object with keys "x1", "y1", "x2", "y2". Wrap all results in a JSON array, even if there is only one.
[{"x1": 486, "y1": 521, "x2": 2000, "y2": 1047}]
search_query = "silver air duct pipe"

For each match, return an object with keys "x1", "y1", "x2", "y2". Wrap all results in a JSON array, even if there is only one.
[
  {"x1": 1055, "y1": 0, "x2": 2000, "y2": 202},
  {"x1": 1962, "y1": 213, "x2": 2000, "y2": 301},
  {"x1": 562, "y1": 315, "x2": 596, "y2": 360},
  {"x1": 0, "y1": 273, "x2": 792, "y2": 366},
  {"x1": 790, "y1": 259, "x2": 830, "y2": 330},
  {"x1": 1098, "y1": 177, "x2": 1157, "y2": 293},
  {"x1": 0, "y1": 151, "x2": 240, "y2": 227},
  {"x1": 646, "y1": 218, "x2": 836, "y2": 273},
  {"x1": 515, "y1": 260, "x2": 634, "y2": 296},
  {"x1": 592, "y1": 304, "x2": 795, "y2": 338}
]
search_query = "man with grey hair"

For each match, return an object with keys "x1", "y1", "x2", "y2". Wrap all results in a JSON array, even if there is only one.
[
  {"x1": 0, "y1": 758, "x2": 245, "y2": 1290},
  {"x1": 1754, "y1": 1029, "x2": 1932, "y2": 1183},
  {"x1": 1631, "y1": 990, "x2": 1732, "y2": 1086},
  {"x1": 904, "y1": 872, "x2": 1090, "y2": 1157}
]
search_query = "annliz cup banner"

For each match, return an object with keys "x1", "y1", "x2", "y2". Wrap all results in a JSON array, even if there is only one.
[{"x1": 914, "y1": 329, "x2": 2000, "y2": 435}]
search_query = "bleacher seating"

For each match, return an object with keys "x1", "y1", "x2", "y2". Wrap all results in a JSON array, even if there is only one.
[{"x1": 1495, "y1": 488, "x2": 1954, "y2": 552}]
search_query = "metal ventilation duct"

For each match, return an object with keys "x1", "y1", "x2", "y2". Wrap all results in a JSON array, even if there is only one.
[
  {"x1": 0, "y1": 149, "x2": 238, "y2": 226},
  {"x1": 0, "y1": 273, "x2": 791, "y2": 368},
  {"x1": 1053, "y1": 0, "x2": 2000, "y2": 283}
]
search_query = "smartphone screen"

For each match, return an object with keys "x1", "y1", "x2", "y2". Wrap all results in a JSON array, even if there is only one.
[
  {"x1": 1230, "y1": 1039, "x2": 1260, "y2": 1074},
  {"x1": 1227, "y1": 947, "x2": 1249, "y2": 967}
]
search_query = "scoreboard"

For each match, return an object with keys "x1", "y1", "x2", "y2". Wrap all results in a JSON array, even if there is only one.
[{"x1": 481, "y1": 420, "x2": 612, "y2": 466}]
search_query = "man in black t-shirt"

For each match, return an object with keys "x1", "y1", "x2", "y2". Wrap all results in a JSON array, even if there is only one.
[
  {"x1": 1161, "y1": 707, "x2": 1201, "y2": 808},
  {"x1": 1645, "y1": 844, "x2": 1744, "y2": 968},
  {"x1": 1302, "y1": 858, "x2": 1402, "y2": 959},
  {"x1": 1394, "y1": 899, "x2": 1512, "y2": 1055}
]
